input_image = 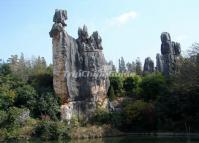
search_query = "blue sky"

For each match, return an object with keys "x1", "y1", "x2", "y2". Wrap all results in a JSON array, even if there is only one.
[{"x1": 0, "y1": 0, "x2": 199, "y2": 67}]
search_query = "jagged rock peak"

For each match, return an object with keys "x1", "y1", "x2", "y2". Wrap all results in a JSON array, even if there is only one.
[
  {"x1": 53, "y1": 9, "x2": 67, "y2": 26},
  {"x1": 160, "y1": 32, "x2": 181, "y2": 76},
  {"x1": 77, "y1": 25, "x2": 103, "y2": 52}
]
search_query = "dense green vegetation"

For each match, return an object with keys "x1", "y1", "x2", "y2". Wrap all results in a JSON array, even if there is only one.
[
  {"x1": 0, "y1": 43, "x2": 199, "y2": 140},
  {"x1": 0, "y1": 55, "x2": 62, "y2": 140},
  {"x1": 99, "y1": 43, "x2": 199, "y2": 132}
]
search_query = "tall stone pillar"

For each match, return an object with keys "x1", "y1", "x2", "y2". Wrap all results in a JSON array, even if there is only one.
[
  {"x1": 49, "y1": 10, "x2": 110, "y2": 122},
  {"x1": 49, "y1": 10, "x2": 68, "y2": 103},
  {"x1": 160, "y1": 32, "x2": 181, "y2": 77}
]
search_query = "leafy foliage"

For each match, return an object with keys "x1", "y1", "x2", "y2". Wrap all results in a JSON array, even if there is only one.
[
  {"x1": 123, "y1": 75, "x2": 141, "y2": 97},
  {"x1": 33, "y1": 92, "x2": 60, "y2": 121},
  {"x1": 34, "y1": 120, "x2": 68, "y2": 140},
  {"x1": 0, "y1": 75, "x2": 18, "y2": 110},
  {"x1": 140, "y1": 73, "x2": 168, "y2": 101},
  {"x1": 0, "y1": 110, "x2": 8, "y2": 126},
  {"x1": 109, "y1": 76, "x2": 124, "y2": 97},
  {"x1": 90, "y1": 109, "x2": 124, "y2": 129},
  {"x1": 107, "y1": 85, "x2": 115, "y2": 101},
  {"x1": 123, "y1": 100, "x2": 155, "y2": 131},
  {"x1": 1, "y1": 44, "x2": 199, "y2": 140},
  {"x1": 15, "y1": 85, "x2": 37, "y2": 111},
  {"x1": 7, "y1": 107, "x2": 30, "y2": 128}
]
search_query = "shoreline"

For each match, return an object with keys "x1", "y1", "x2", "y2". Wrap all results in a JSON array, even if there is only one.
[
  {"x1": 125, "y1": 132, "x2": 199, "y2": 138},
  {"x1": 1, "y1": 132, "x2": 199, "y2": 142}
]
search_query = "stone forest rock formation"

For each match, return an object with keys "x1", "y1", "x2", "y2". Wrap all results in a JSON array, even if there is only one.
[
  {"x1": 143, "y1": 57, "x2": 154, "y2": 74},
  {"x1": 156, "y1": 53, "x2": 163, "y2": 72},
  {"x1": 49, "y1": 9, "x2": 110, "y2": 122},
  {"x1": 160, "y1": 32, "x2": 181, "y2": 76}
]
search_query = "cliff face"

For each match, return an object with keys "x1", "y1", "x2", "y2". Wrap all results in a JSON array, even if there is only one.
[{"x1": 50, "y1": 10, "x2": 110, "y2": 121}]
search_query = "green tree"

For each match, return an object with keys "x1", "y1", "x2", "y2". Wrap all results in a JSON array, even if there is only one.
[
  {"x1": 0, "y1": 84, "x2": 16, "y2": 110},
  {"x1": 159, "y1": 43, "x2": 199, "y2": 132},
  {"x1": 0, "y1": 63, "x2": 11, "y2": 76},
  {"x1": 28, "y1": 72, "x2": 53, "y2": 94},
  {"x1": 123, "y1": 75, "x2": 141, "y2": 97},
  {"x1": 34, "y1": 92, "x2": 60, "y2": 121},
  {"x1": 0, "y1": 75, "x2": 20, "y2": 110},
  {"x1": 14, "y1": 85, "x2": 38, "y2": 113},
  {"x1": 140, "y1": 73, "x2": 168, "y2": 101},
  {"x1": 123, "y1": 100, "x2": 155, "y2": 131},
  {"x1": 109, "y1": 76, "x2": 124, "y2": 97},
  {"x1": 31, "y1": 56, "x2": 47, "y2": 75}
]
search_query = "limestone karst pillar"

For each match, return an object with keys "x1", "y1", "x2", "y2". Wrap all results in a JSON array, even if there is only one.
[
  {"x1": 160, "y1": 32, "x2": 181, "y2": 77},
  {"x1": 143, "y1": 57, "x2": 154, "y2": 74},
  {"x1": 49, "y1": 9, "x2": 110, "y2": 122},
  {"x1": 49, "y1": 10, "x2": 69, "y2": 103}
]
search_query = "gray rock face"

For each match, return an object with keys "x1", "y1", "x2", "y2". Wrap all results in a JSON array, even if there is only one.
[
  {"x1": 160, "y1": 32, "x2": 181, "y2": 76},
  {"x1": 53, "y1": 9, "x2": 67, "y2": 26},
  {"x1": 50, "y1": 10, "x2": 110, "y2": 121},
  {"x1": 143, "y1": 57, "x2": 154, "y2": 74},
  {"x1": 156, "y1": 53, "x2": 163, "y2": 72}
]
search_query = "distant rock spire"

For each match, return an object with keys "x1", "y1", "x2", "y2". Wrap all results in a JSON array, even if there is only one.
[
  {"x1": 143, "y1": 57, "x2": 154, "y2": 74},
  {"x1": 160, "y1": 32, "x2": 181, "y2": 76}
]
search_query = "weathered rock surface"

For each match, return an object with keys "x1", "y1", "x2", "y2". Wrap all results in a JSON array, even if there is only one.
[
  {"x1": 143, "y1": 57, "x2": 154, "y2": 74},
  {"x1": 160, "y1": 32, "x2": 181, "y2": 76},
  {"x1": 50, "y1": 9, "x2": 110, "y2": 122},
  {"x1": 156, "y1": 53, "x2": 163, "y2": 72}
]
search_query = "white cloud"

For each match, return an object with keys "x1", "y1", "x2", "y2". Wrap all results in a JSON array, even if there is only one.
[{"x1": 108, "y1": 11, "x2": 138, "y2": 27}]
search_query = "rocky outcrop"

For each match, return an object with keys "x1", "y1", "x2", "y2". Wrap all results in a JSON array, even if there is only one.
[
  {"x1": 143, "y1": 57, "x2": 154, "y2": 74},
  {"x1": 50, "y1": 9, "x2": 69, "y2": 103},
  {"x1": 50, "y1": 9, "x2": 110, "y2": 122},
  {"x1": 160, "y1": 32, "x2": 181, "y2": 76},
  {"x1": 156, "y1": 53, "x2": 163, "y2": 72}
]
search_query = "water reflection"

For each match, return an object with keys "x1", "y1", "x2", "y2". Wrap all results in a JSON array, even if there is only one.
[{"x1": 4, "y1": 136, "x2": 199, "y2": 143}]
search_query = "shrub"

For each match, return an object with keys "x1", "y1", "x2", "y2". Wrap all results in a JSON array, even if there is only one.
[
  {"x1": 7, "y1": 107, "x2": 30, "y2": 128},
  {"x1": 1, "y1": 118, "x2": 38, "y2": 140},
  {"x1": 0, "y1": 84, "x2": 16, "y2": 110},
  {"x1": 70, "y1": 115, "x2": 80, "y2": 128},
  {"x1": 91, "y1": 110, "x2": 111, "y2": 125},
  {"x1": 107, "y1": 86, "x2": 116, "y2": 101},
  {"x1": 34, "y1": 120, "x2": 68, "y2": 140},
  {"x1": 90, "y1": 109, "x2": 124, "y2": 129},
  {"x1": 0, "y1": 110, "x2": 8, "y2": 127},
  {"x1": 33, "y1": 92, "x2": 60, "y2": 120},
  {"x1": 0, "y1": 129, "x2": 7, "y2": 141}
]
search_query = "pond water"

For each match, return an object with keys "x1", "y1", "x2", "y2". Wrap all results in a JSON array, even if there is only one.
[{"x1": 5, "y1": 136, "x2": 199, "y2": 143}]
